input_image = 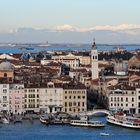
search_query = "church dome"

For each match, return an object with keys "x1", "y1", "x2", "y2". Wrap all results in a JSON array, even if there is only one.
[{"x1": 0, "y1": 61, "x2": 13, "y2": 71}]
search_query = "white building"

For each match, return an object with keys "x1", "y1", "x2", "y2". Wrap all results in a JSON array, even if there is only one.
[
  {"x1": 108, "y1": 84, "x2": 138, "y2": 114},
  {"x1": 39, "y1": 82, "x2": 63, "y2": 113},
  {"x1": 0, "y1": 84, "x2": 10, "y2": 113},
  {"x1": 52, "y1": 52, "x2": 90, "y2": 65},
  {"x1": 91, "y1": 41, "x2": 99, "y2": 80},
  {"x1": 41, "y1": 58, "x2": 80, "y2": 69}
]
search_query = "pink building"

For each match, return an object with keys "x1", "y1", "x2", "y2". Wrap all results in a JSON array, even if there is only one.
[{"x1": 9, "y1": 84, "x2": 25, "y2": 115}]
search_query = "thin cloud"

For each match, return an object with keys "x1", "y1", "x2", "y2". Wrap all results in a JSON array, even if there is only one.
[{"x1": 52, "y1": 24, "x2": 140, "y2": 32}]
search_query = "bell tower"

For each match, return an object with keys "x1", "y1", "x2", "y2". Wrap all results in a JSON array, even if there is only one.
[{"x1": 91, "y1": 39, "x2": 99, "y2": 80}]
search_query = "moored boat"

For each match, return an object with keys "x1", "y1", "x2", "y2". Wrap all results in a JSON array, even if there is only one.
[
  {"x1": 70, "y1": 115, "x2": 104, "y2": 128},
  {"x1": 107, "y1": 112, "x2": 140, "y2": 129},
  {"x1": 40, "y1": 115, "x2": 49, "y2": 124},
  {"x1": 2, "y1": 118, "x2": 9, "y2": 124},
  {"x1": 70, "y1": 120, "x2": 105, "y2": 128}
]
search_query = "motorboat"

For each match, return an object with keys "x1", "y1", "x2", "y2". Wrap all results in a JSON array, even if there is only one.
[
  {"x1": 100, "y1": 133, "x2": 109, "y2": 136},
  {"x1": 2, "y1": 118, "x2": 9, "y2": 124},
  {"x1": 107, "y1": 112, "x2": 140, "y2": 129},
  {"x1": 40, "y1": 115, "x2": 49, "y2": 124}
]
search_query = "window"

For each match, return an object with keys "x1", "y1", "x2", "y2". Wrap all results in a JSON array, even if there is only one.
[
  {"x1": 138, "y1": 103, "x2": 140, "y2": 107},
  {"x1": 121, "y1": 97, "x2": 123, "y2": 102},
  {"x1": 65, "y1": 102, "x2": 67, "y2": 107},
  {"x1": 3, "y1": 85, "x2": 7, "y2": 88},
  {"x1": 3, "y1": 96, "x2": 7, "y2": 102},
  {"x1": 73, "y1": 102, "x2": 76, "y2": 106},
  {"x1": 4, "y1": 73, "x2": 7, "y2": 77},
  {"x1": 132, "y1": 98, "x2": 134, "y2": 102},
  {"x1": 69, "y1": 102, "x2": 72, "y2": 106},
  {"x1": 78, "y1": 102, "x2": 80, "y2": 106},
  {"x1": 78, "y1": 96, "x2": 81, "y2": 99},
  {"x1": 126, "y1": 98, "x2": 128, "y2": 102},
  {"x1": 3, "y1": 89, "x2": 7, "y2": 93}
]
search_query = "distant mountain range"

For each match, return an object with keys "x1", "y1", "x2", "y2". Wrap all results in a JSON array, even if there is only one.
[{"x1": 0, "y1": 25, "x2": 140, "y2": 44}]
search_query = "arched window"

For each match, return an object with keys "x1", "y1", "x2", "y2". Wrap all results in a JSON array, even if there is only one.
[{"x1": 4, "y1": 73, "x2": 7, "y2": 77}]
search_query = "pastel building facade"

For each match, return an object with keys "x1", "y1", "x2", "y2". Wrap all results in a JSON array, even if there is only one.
[
  {"x1": 63, "y1": 83, "x2": 87, "y2": 113},
  {"x1": 9, "y1": 84, "x2": 25, "y2": 115}
]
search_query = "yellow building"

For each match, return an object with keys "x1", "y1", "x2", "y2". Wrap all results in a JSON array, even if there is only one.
[{"x1": 63, "y1": 83, "x2": 87, "y2": 113}]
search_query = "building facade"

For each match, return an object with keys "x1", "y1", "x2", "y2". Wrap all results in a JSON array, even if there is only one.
[
  {"x1": 9, "y1": 84, "x2": 25, "y2": 115},
  {"x1": 108, "y1": 84, "x2": 138, "y2": 114},
  {"x1": 0, "y1": 84, "x2": 10, "y2": 113},
  {"x1": 24, "y1": 86, "x2": 40, "y2": 114},
  {"x1": 39, "y1": 82, "x2": 63, "y2": 114},
  {"x1": 63, "y1": 83, "x2": 87, "y2": 114}
]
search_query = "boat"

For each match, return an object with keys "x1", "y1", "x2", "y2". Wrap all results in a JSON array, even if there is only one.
[
  {"x1": 13, "y1": 116, "x2": 22, "y2": 123},
  {"x1": 107, "y1": 112, "x2": 140, "y2": 129},
  {"x1": 2, "y1": 118, "x2": 9, "y2": 124},
  {"x1": 100, "y1": 133, "x2": 109, "y2": 136},
  {"x1": 40, "y1": 115, "x2": 49, "y2": 124},
  {"x1": 70, "y1": 115, "x2": 104, "y2": 128}
]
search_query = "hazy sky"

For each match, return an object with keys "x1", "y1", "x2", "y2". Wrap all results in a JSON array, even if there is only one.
[{"x1": 0, "y1": 0, "x2": 140, "y2": 32}]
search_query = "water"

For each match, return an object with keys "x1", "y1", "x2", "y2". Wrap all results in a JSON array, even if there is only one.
[
  {"x1": 0, "y1": 44, "x2": 139, "y2": 54},
  {"x1": 0, "y1": 117, "x2": 139, "y2": 140}
]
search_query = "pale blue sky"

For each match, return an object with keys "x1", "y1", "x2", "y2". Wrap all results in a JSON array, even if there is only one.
[{"x1": 0, "y1": 0, "x2": 140, "y2": 31}]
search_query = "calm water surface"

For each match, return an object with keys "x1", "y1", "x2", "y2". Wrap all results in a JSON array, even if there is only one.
[
  {"x1": 0, "y1": 117, "x2": 139, "y2": 140},
  {"x1": 0, "y1": 44, "x2": 139, "y2": 53}
]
